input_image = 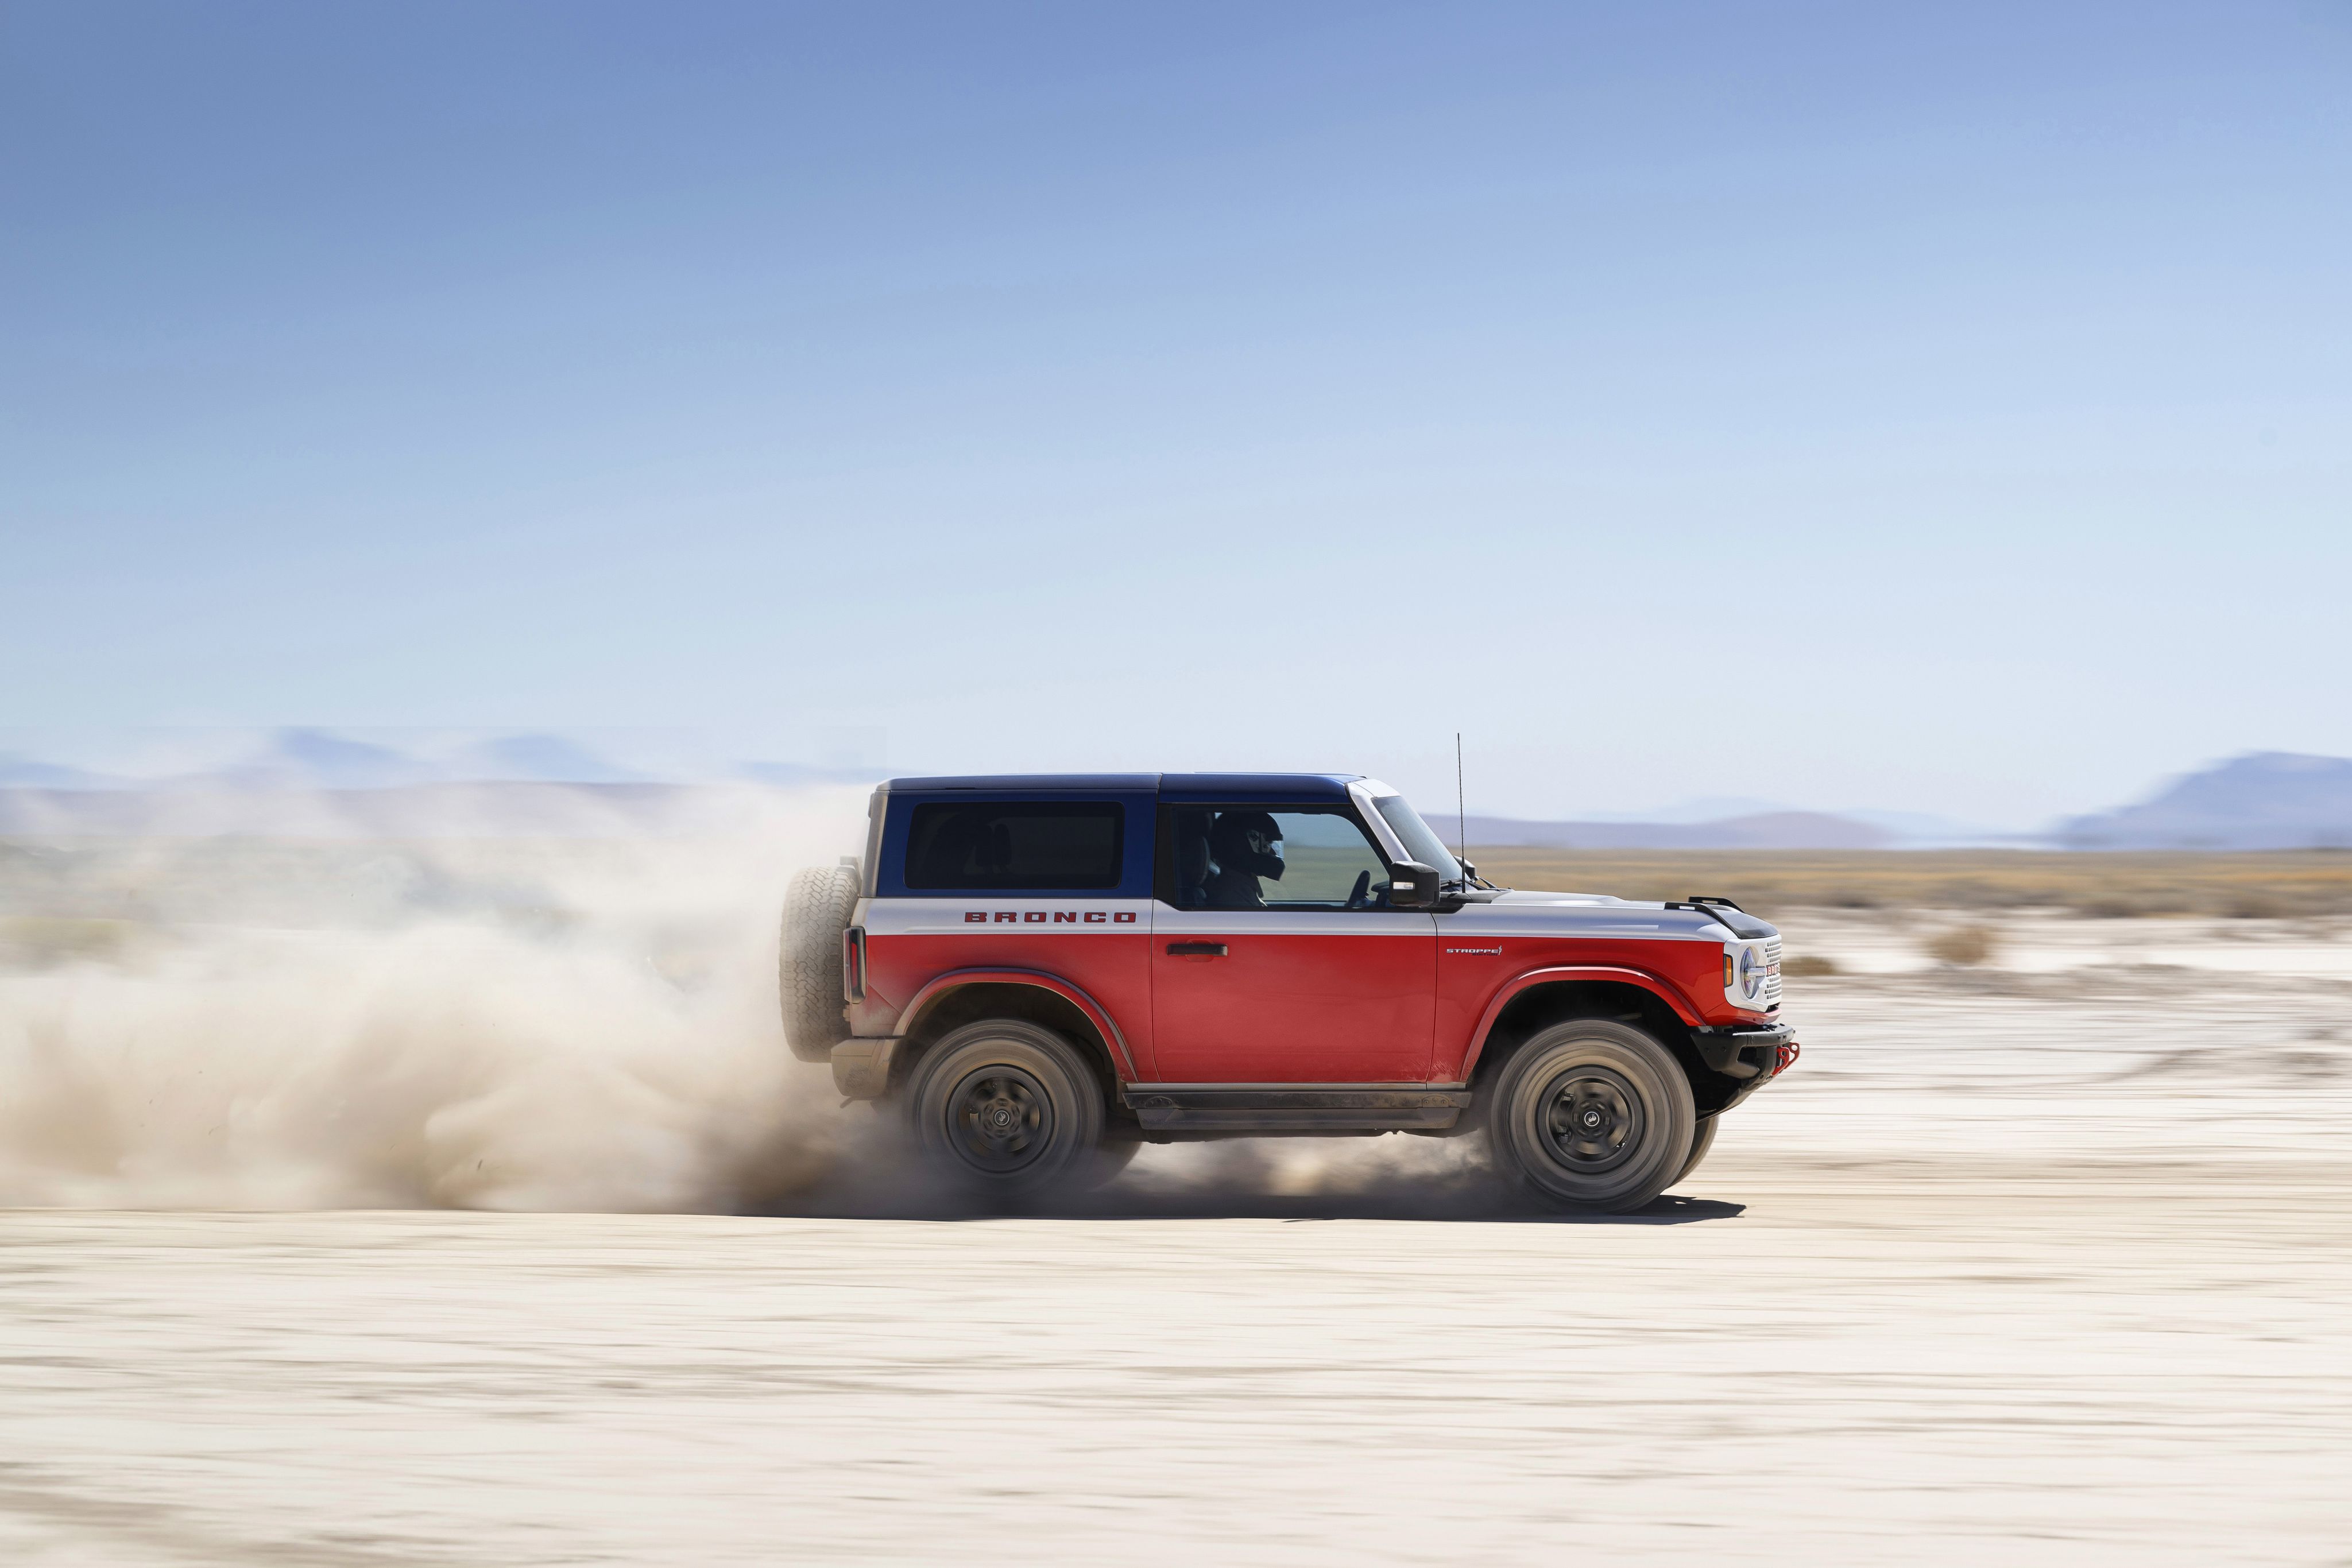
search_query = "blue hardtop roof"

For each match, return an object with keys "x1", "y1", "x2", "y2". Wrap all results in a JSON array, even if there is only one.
[
  {"x1": 885, "y1": 772, "x2": 1363, "y2": 803},
  {"x1": 887, "y1": 774, "x2": 1159, "y2": 792},
  {"x1": 1160, "y1": 773, "x2": 1361, "y2": 803}
]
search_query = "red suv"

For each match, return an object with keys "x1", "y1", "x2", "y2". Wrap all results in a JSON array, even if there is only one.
[{"x1": 782, "y1": 773, "x2": 1794, "y2": 1211}]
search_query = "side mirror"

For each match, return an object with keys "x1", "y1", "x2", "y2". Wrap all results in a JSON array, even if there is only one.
[{"x1": 1387, "y1": 860, "x2": 1442, "y2": 910}]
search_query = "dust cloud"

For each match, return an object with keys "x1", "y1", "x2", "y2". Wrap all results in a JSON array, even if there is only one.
[
  {"x1": 0, "y1": 785, "x2": 1530, "y2": 1218},
  {"x1": 0, "y1": 788, "x2": 871, "y2": 1211}
]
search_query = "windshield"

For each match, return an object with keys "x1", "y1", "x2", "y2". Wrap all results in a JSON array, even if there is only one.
[{"x1": 1371, "y1": 793, "x2": 1463, "y2": 883}]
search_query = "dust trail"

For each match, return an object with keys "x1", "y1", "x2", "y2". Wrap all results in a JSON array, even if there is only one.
[
  {"x1": 0, "y1": 788, "x2": 869, "y2": 1211},
  {"x1": 3, "y1": 783, "x2": 1546, "y2": 1214},
  {"x1": 1105, "y1": 1132, "x2": 1517, "y2": 1217}
]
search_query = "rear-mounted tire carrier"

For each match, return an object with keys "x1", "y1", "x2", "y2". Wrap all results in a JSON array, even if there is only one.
[{"x1": 780, "y1": 862, "x2": 860, "y2": 1063}]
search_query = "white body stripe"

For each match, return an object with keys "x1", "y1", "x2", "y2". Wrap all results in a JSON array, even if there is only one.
[
  {"x1": 1153, "y1": 901, "x2": 1434, "y2": 938},
  {"x1": 861, "y1": 897, "x2": 1154, "y2": 936},
  {"x1": 865, "y1": 896, "x2": 1725, "y2": 942},
  {"x1": 1434, "y1": 904, "x2": 1724, "y2": 942}
]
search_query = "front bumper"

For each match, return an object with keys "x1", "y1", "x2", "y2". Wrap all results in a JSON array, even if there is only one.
[{"x1": 1692, "y1": 1022, "x2": 1799, "y2": 1112}]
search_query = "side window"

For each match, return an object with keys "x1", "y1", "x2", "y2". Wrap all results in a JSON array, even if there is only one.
[
  {"x1": 906, "y1": 801, "x2": 1124, "y2": 891},
  {"x1": 1164, "y1": 807, "x2": 1391, "y2": 911}
]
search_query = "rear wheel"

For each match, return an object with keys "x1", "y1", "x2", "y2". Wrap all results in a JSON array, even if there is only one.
[
  {"x1": 1084, "y1": 1130, "x2": 1144, "y2": 1188},
  {"x1": 907, "y1": 1021, "x2": 1106, "y2": 1197},
  {"x1": 1491, "y1": 1020, "x2": 1695, "y2": 1213}
]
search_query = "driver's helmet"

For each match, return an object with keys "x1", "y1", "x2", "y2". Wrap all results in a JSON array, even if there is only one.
[{"x1": 1210, "y1": 810, "x2": 1285, "y2": 882}]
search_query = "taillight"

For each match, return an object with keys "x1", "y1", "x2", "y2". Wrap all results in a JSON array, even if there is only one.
[{"x1": 841, "y1": 926, "x2": 866, "y2": 1003}]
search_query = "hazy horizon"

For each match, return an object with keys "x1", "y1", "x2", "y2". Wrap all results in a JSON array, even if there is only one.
[{"x1": 10, "y1": 722, "x2": 2342, "y2": 837}]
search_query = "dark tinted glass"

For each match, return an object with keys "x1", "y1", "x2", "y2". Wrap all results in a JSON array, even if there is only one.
[
  {"x1": 905, "y1": 802, "x2": 1125, "y2": 891},
  {"x1": 1160, "y1": 805, "x2": 1391, "y2": 910}
]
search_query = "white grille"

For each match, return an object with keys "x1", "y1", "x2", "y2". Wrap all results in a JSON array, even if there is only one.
[{"x1": 1762, "y1": 937, "x2": 1783, "y2": 1007}]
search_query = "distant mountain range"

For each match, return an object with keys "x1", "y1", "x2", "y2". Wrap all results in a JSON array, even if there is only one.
[
  {"x1": 1458, "y1": 753, "x2": 2352, "y2": 851},
  {"x1": 0, "y1": 729, "x2": 657, "y2": 791},
  {"x1": 2056, "y1": 752, "x2": 2352, "y2": 850},
  {"x1": 0, "y1": 729, "x2": 875, "y2": 793},
  {"x1": 0, "y1": 730, "x2": 878, "y2": 837},
  {"x1": 3, "y1": 735, "x2": 2349, "y2": 850}
]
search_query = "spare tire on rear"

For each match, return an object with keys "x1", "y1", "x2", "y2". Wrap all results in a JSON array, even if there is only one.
[{"x1": 780, "y1": 861, "x2": 860, "y2": 1063}]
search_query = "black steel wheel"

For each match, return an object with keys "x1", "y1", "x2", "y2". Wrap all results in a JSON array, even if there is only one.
[
  {"x1": 946, "y1": 1064, "x2": 1054, "y2": 1174},
  {"x1": 1539, "y1": 1064, "x2": 1646, "y2": 1173},
  {"x1": 908, "y1": 1020, "x2": 1105, "y2": 1195},
  {"x1": 1490, "y1": 1020, "x2": 1695, "y2": 1213}
]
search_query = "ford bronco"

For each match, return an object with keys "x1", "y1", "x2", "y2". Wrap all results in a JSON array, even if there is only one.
[{"x1": 780, "y1": 773, "x2": 1796, "y2": 1211}]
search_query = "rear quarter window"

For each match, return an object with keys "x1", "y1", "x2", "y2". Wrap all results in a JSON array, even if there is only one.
[{"x1": 904, "y1": 802, "x2": 1126, "y2": 891}]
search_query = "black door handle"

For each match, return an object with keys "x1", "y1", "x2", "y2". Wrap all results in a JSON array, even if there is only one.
[{"x1": 1166, "y1": 941, "x2": 1228, "y2": 956}]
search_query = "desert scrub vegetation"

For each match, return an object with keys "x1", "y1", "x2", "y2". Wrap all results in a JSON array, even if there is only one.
[
  {"x1": 1463, "y1": 847, "x2": 2352, "y2": 919},
  {"x1": 1923, "y1": 923, "x2": 1999, "y2": 966},
  {"x1": 0, "y1": 915, "x2": 145, "y2": 970}
]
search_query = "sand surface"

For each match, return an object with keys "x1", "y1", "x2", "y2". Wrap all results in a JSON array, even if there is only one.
[{"x1": 3, "y1": 918, "x2": 2350, "y2": 1565}]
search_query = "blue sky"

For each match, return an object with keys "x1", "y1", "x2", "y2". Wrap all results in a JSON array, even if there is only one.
[{"x1": 4, "y1": 1, "x2": 2347, "y2": 825}]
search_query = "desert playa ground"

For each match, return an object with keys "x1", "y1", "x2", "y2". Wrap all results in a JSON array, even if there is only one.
[{"x1": 2, "y1": 886, "x2": 2349, "y2": 1563}]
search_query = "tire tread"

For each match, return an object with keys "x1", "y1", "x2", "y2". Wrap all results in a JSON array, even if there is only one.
[{"x1": 779, "y1": 864, "x2": 860, "y2": 1062}]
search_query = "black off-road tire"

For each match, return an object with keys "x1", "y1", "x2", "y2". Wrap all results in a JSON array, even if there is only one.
[
  {"x1": 1490, "y1": 1020, "x2": 1696, "y2": 1213},
  {"x1": 779, "y1": 863, "x2": 859, "y2": 1063},
  {"x1": 1673, "y1": 1114, "x2": 1720, "y2": 1187},
  {"x1": 1083, "y1": 1130, "x2": 1144, "y2": 1189},
  {"x1": 907, "y1": 1021, "x2": 1107, "y2": 1197}
]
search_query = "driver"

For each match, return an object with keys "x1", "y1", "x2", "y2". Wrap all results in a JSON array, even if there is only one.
[{"x1": 1205, "y1": 810, "x2": 1285, "y2": 909}]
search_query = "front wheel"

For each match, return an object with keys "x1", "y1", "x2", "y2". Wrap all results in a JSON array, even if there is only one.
[
  {"x1": 907, "y1": 1021, "x2": 1106, "y2": 1197},
  {"x1": 1673, "y1": 1114, "x2": 1719, "y2": 1187},
  {"x1": 1490, "y1": 1020, "x2": 1695, "y2": 1213}
]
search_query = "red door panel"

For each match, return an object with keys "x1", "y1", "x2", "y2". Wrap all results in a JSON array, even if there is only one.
[{"x1": 1150, "y1": 907, "x2": 1436, "y2": 1082}]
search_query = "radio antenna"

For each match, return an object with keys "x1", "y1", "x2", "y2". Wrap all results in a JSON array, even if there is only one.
[{"x1": 1455, "y1": 731, "x2": 1467, "y2": 868}]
